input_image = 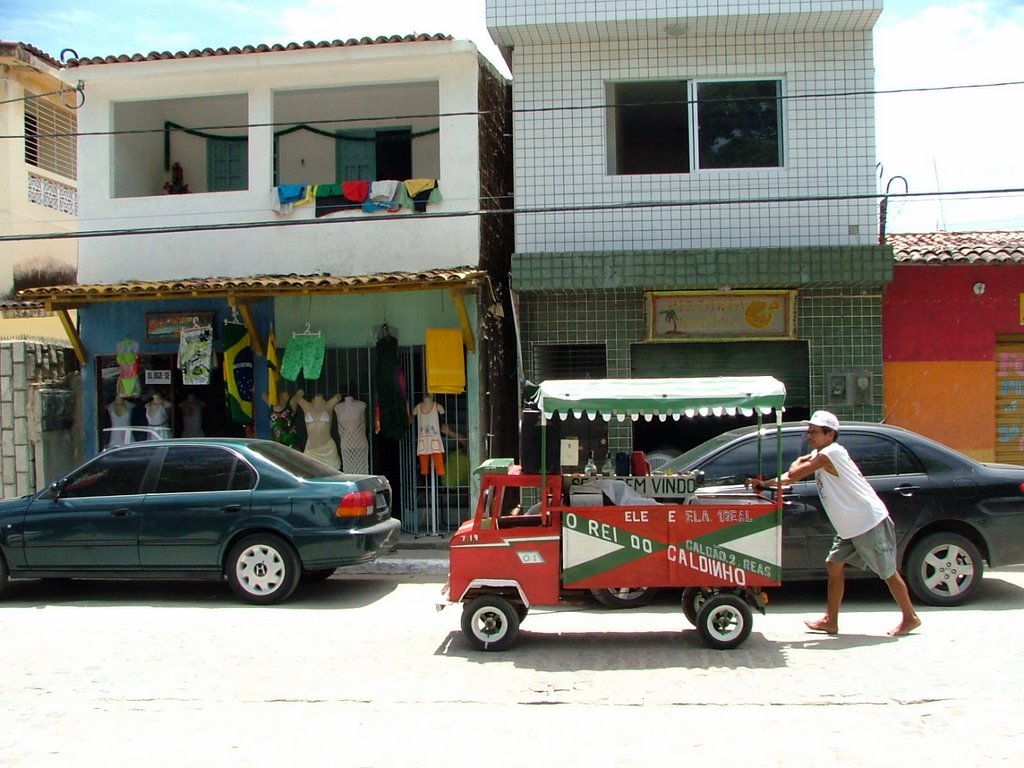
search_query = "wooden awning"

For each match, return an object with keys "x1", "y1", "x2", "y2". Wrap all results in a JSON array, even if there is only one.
[{"x1": 19, "y1": 268, "x2": 485, "y2": 363}]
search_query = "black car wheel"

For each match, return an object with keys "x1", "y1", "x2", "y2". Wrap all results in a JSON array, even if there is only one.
[
  {"x1": 226, "y1": 534, "x2": 301, "y2": 605},
  {"x1": 906, "y1": 532, "x2": 983, "y2": 607},
  {"x1": 461, "y1": 595, "x2": 521, "y2": 651},
  {"x1": 590, "y1": 587, "x2": 659, "y2": 608},
  {"x1": 696, "y1": 594, "x2": 752, "y2": 650}
]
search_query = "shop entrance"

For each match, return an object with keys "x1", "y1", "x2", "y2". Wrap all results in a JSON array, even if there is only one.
[{"x1": 96, "y1": 352, "x2": 241, "y2": 452}]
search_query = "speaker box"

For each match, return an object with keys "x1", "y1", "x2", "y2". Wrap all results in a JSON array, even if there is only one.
[{"x1": 520, "y1": 409, "x2": 561, "y2": 474}]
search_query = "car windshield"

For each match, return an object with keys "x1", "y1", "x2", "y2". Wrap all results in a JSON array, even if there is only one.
[
  {"x1": 657, "y1": 428, "x2": 757, "y2": 475},
  {"x1": 248, "y1": 441, "x2": 345, "y2": 480}
]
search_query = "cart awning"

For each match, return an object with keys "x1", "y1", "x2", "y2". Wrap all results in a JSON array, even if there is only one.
[{"x1": 530, "y1": 376, "x2": 786, "y2": 421}]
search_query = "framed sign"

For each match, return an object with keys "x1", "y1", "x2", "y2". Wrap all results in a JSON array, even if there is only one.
[
  {"x1": 145, "y1": 311, "x2": 214, "y2": 343},
  {"x1": 647, "y1": 290, "x2": 796, "y2": 341}
]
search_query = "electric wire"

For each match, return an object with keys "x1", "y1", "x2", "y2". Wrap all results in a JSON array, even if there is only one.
[
  {"x1": 2, "y1": 77, "x2": 1024, "y2": 142},
  {"x1": 5, "y1": 186, "x2": 1024, "y2": 244}
]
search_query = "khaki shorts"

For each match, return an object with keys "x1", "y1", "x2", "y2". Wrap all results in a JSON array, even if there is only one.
[{"x1": 825, "y1": 517, "x2": 898, "y2": 579}]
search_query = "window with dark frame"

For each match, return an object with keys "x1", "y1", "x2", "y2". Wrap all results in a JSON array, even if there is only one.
[{"x1": 608, "y1": 78, "x2": 783, "y2": 175}]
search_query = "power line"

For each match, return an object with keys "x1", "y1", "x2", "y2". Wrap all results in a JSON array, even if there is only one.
[
  {"x1": 2, "y1": 77, "x2": 1023, "y2": 142},
  {"x1": 4, "y1": 186, "x2": 1023, "y2": 244}
]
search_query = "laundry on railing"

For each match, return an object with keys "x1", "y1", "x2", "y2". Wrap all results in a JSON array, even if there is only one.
[{"x1": 281, "y1": 179, "x2": 443, "y2": 218}]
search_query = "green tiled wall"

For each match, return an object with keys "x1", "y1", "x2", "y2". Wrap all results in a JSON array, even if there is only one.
[{"x1": 515, "y1": 249, "x2": 888, "y2": 455}]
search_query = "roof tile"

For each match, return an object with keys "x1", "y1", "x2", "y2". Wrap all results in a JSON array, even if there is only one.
[
  {"x1": 65, "y1": 34, "x2": 454, "y2": 67},
  {"x1": 888, "y1": 231, "x2": 1024, "y2": 264}
]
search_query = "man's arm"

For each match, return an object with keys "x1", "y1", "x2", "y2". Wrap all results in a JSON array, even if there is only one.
[{"x1": 748, "y1": 451, "x2": 833, "y2": 490}]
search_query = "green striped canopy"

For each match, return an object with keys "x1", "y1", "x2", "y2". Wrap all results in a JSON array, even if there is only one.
[{"x1": 531, "y1": 376, "x2": 786, "y2": 422}]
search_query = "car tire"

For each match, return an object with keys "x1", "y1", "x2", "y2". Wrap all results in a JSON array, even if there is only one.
[
  {"x1": 906, "y1": 532, "x2": 983, "y2": 607},
  {"x1": 590, "y1": 587, "x2": 659, "y2": 608},
  {"x1": 461, "y1": 595, "x2": 521, "y2": 651},
  {"x1": 226, "y1": 534, "x2": 301, "y2": 605},
  {"x1": 696, "y1": 593, "x2": 752, "y2": 650}
]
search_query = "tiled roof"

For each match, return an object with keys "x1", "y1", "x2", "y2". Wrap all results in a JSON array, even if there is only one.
[
  {"x1": 18, "y1": 268, "x2": 485, "y2": 307},
  {"x1": 889, "y1": 232, "x2": 1024, "y2": 264},
  {"x1": 0, "y1": 41, "x2": 64, "y2": 69},
  {"x1": 65, "y1": 34, "x2": 454, "y2": 67}
]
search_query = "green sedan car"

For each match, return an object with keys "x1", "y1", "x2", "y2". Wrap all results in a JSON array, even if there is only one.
[{"x1": 0, "y1": 439, "x2": 400, "y2": 604}]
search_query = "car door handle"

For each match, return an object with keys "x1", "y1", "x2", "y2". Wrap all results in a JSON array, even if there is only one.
[
  {"x1": 111, "y1": 507, "x2": 132, "y2": 517},
  {"x1": 895, "y1": 484, "x2": 920, "y2": 497},
  {"x1": 222, "y1": 504, "x2": 242, "y2": 514}
]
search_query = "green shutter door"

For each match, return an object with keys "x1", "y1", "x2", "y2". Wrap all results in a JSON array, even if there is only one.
[
  {"x1": 207, "y1": 139, "x2": 248, "y2": 191},
  {"x1": 336, "y1": 131, "x2": 376, "y2": 181},
  {"x1": 630, "y1": 341, "x2": 810, "y2": 409}
]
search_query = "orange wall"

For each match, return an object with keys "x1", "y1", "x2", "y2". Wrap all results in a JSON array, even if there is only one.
[{"x1": 884, "y1": 361, "x2": 994, "y2": 461}]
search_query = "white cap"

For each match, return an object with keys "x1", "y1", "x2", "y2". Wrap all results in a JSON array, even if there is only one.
[{"x1": 805, "y1": 410, "x2": 840, "y2": 431}]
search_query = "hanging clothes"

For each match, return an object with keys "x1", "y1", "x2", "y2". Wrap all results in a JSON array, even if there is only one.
[
  {"x1": 425, "y1": 328, "x2": 466, "y2": 395},
  {"x1": 222, "y1": 322, "x2": 254, "y2": 424},
  {"x1": 116, "y1": 337, "x2": 140, "y2": 397},
  {"x1": 178, "y1": 324, "x2": 213, "y2": 386},
  {"x1": 280, "y1": 334, "x2": 325, "y2": 381},
  {"x1": 373, "y1": 328, "x2": 410, "y2": 440}
]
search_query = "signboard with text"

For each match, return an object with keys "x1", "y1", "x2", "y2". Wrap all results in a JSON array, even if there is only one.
[{"x1": 647, "y1": 290, "x2": 796, "y2": 341}]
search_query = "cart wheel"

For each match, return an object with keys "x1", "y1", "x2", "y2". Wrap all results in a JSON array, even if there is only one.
[
  {"x1": 682, "y1": 587, "x2": 744, "y2": 627},
  {"x1": 696, "y1": 594, "x2": 752, "y2": 650},
  {"x1": 461, "y1": 596, "x2": 521, "y2": 651}
]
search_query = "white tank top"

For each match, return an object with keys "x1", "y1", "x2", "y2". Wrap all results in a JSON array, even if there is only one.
[{"x1": 814, "y1": 442, "x2": 888, "y2": 539}]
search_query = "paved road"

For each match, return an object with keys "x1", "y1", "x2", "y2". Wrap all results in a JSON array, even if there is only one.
[{"x1": 1, "y1": 569, "x2": 1022, "y2": 767}]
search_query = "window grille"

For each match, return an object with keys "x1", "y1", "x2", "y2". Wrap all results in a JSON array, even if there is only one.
[{"x1": 24, "y1": 91, "x2": 77, "y2": 180}]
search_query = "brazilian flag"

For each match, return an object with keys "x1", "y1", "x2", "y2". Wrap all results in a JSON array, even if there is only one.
[{"x1": 223, "y1": 322, "x2": 253, "y2": 424}]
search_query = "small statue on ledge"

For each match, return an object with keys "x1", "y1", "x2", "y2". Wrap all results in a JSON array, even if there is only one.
[{"x1": 163, "y1": 161, "x2": 190, "y2": 194}]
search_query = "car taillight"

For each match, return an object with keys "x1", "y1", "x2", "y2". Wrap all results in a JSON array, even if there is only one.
[{"x1": 337, "y1": 490, "x2": 375, "y2": 517}]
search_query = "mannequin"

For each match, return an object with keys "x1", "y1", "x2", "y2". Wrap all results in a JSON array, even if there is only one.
[
  {"x1": 334, "y1": 392, "x2": 369, "y2": 474},
  {"x1": 263, "y1": 390, "x2": 300, "y2": 449},
  {"x1": 178, "y1": 393, "x2": 205, "y2": 437},
  {"x1": 106, "y1": 393, "x2": 134, "y2": 449},
  {"x1": 146, "y1": 392, "x2": 172, "y2": 440},
  {"x1": 292, "y1": 389, "x2": 342, "y2": 468},
  {"x1": 413, "y1": 394, "x2": 446, "y2": 477}
]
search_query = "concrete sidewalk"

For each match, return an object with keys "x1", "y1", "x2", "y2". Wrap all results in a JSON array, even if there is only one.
[{"x1": 345, "y1": 531, "x2": 450, "y2": 575}]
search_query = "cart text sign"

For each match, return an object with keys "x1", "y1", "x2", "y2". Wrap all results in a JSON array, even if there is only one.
[{"x1": 648, "y1": 291, "x2": 795, "y2": 341}]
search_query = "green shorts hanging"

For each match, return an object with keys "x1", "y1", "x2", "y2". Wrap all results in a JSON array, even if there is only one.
[{"x1": 280, "y1": 335, "x2": 325, "y2": 381}]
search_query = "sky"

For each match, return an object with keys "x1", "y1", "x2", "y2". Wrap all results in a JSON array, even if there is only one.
[{"x1": 4, "y1": 0, "x2": 1023, "y2": 233}]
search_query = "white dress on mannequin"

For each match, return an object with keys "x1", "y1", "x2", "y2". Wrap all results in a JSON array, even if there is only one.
[
  {"x1": 106, "y1": 398, "x2": 133, "y2": 448},
  {"x1": 334, "y1": 396, "x2": 369, "y2": 474}
]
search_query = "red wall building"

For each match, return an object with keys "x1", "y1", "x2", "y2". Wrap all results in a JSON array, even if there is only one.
[{"x1": 884, "y1": 232, "x2": 1024, "y2": 462}]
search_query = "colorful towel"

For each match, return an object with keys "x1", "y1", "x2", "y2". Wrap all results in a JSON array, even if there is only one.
[{"x1": 425, "y1": 328, "x2": 465, "y2": 394}]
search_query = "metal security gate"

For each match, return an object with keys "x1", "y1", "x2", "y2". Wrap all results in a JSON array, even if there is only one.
[
  {"x1": 996, "y1": 342, "x2": 1024, "y2": 465},
  {"x1": 308, "y1": 346, "x2": 473, "y2": 534}
]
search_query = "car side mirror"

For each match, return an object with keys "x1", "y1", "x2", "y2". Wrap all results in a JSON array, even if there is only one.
[
  {"x1": 48, "y1": 478, "x2": 68, "y2": 499},
  {"x1": 692, "y1": 469, "x2": 705, "y2": 489}
]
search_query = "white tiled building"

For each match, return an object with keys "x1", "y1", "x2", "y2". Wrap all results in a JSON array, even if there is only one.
[{"x1": 487, "y1": 1, "x2": 892, "y2": 463}]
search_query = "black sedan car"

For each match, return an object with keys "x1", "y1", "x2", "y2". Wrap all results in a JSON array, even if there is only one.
[
  {"x1": 653, "y1": 421, "x2": 1024, "y2": 606},
  {"x1": 0, "y1": 439, "x2": 399, "y2": 604}
]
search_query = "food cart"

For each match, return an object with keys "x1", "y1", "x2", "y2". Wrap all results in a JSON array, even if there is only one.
[{"x1": 442, "y1": 376, "x2": 787, "y2": 650}]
